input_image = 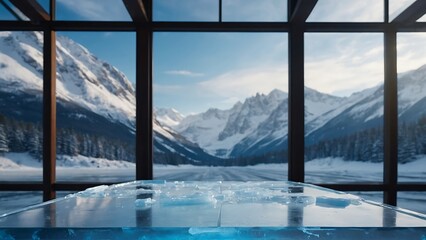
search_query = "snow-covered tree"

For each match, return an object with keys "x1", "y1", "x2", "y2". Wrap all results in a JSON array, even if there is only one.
[{"x1": 0, "y1": 124, "x2": 9, "y2": 154}]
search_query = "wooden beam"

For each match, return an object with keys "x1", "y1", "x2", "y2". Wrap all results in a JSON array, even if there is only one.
[
  {"x1": 136, "y1": 27, "x2": 153, "y2": 180},
  {"x1": 392, "y1": 0, "x2": 426, "y2": 24},
  {"x1": 9, "y1": 0, "x2": 49, "y2": 22},
  {"x1": 290, "y1": 0, "x2": 318, "y2": 23},
  {"x1": 123, "y1": 0, "x2": 149, "y2": 23},
  {"x1": 43, "y1": 29, "x2": 57, "y2": 201}
]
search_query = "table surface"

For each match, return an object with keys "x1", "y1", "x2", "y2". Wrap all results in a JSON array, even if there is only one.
[{"x1": 0, "y1": 181, "x2": 425, "y2": 239}]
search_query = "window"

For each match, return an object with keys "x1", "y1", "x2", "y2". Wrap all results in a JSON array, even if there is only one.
[
  {"x1": 56, "y1": 0, "x2": 130, "y2": 21},
  {"x1": 153, "y1": 0, "x2": 218, "y2": 22},
  {"x1": 222, "y1": 0, "x2": 287, "y2": 22},
  {"x1": 55, "y1": 32, "x2": 136, "y2": 182},
  {"x1": 305, "y1": 33, "x2": 384, "y2": 183},
  {"x1": 308, "y1": 0, "x2": 383, "y2": 22},
  {"x1": 0, "y1": 31, "x2": 44, "y2": 181},
  {"x1": 153, "y1": 32, "x2": 288, "y2": 180},
  {"x1": 0, "y1": 2, "x2": 18, "y2": 20},
  {"x1": 396, "y1": 33, "x2": 426, "y2": 214}
]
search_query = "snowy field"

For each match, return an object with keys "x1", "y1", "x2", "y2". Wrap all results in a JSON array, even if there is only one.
[{"x1": 1, "y1": 153, "x2": 425, "y2": 215}]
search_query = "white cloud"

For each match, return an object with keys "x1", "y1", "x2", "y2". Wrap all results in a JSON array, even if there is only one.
[
  {"x1": 153, "y1": 84, "x2": 183, "y2": 94},
  {"x1": 165, "y1": 70, "x2": 204, "y2": 77},
  {"x1": 306, "y1": 58, "x2": 383, "y2": 96},
  {"x1": 397, "y1": 33, "x2": 426, "y2": 73},
  {"x1": 305, "y1": 33, "x2": 384, "y2": 96},
  {"x1": 197, "y1": 67, "x2": 288, "y2": 100},
  {"x1": 57, "y1": 0, "x2": 130, "y2": 21}
]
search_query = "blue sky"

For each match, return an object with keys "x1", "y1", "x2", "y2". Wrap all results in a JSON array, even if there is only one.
[{"x1": 2, "y1": 0, "x2": 426, "y2": 115}]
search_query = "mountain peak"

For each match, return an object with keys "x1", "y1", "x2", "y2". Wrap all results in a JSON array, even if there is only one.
[{"x1": 155, "y1": 107, "x2": 185, "y2": 127}]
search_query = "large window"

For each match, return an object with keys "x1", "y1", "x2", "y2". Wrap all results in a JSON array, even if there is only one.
[
  {"x1": 304, "y1": 33, "x2": 384, "y2": 183},
  {"x1": 153, "y1": 32, "x2": 288, "y2": 180},
  {"x1": 0, "y1": 31, "x2": 44, "y2": 212},
  {"x1": 0, "y1": 31, "x2": 44, "y2": 180},
  {"x1": 56, "y1": 0, "x2": 130, "y2": 21},
  {"x1": 55, "y1": 31, "x2": 136, "y2": 183},
  {"x1": 397, "y1": 33, "x2": 426, "y2": 213}
]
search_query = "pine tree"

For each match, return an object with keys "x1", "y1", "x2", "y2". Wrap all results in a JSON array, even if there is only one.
[
  {"x1": 0, "y1": 124, "x2": 9, "y2": 154},
  {"x1": 65, "y1": 130, "x2": 79, "y2": 156},
  {"x1": 27, "y1": 127, "x2": 42, "y2": 161}
]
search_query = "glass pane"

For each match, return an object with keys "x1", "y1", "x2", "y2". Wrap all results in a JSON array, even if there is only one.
[
  {"x1": 153, "y1": 32, "x2": 288, "y2": 180},
  {"x1": 0, "y1": 31, "x2": 43, "y2": 181},
  {"x1": 0, "y1": 191, "x2": 42, "y2": 215},
  {"x1": 36, "y1": 0, "x2": 50, "y2": 15},
  {"x1": 0, "y1": 2, "x2": 18, "y2": 20},
  {"x1": 222, "y1": 0, "x2": 287, "y2": 22},
  {"x1": 389, "y1": 0, "x2": 416, "y2": 21},
  {"x1": 417, "y1": 14, "x2": 426, "y2": 22},
  {"x1": 397, "y1": 33, "x2": 426, "y2": 183},
  {"x1": 308, "y1": 0, "x2": 383, "y2": 22},
  {"x1": 398, "y1": 192, "x2": 426, "y2": 214},
  {"x1": 153, "y1": 0, "x2": 218, "y2": 22},
  {"x1": 55, "y1": 32, "x2": 136, "y2": 183},
  {"x1": 305, "y1": 33, "x2": 384, "y2": 183},
  {"x1": 56, "y1": 0, "x2": 131, "y2": 21}
]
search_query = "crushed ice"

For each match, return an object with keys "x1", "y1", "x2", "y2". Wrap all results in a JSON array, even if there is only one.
[{"x1": 73, "y1": 181, "x2": 361, "y2": 208}]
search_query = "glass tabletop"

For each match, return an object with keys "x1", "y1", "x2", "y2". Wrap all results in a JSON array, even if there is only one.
[{"x1": 0, "y1": 181, "x2": 425, "y2": 239}]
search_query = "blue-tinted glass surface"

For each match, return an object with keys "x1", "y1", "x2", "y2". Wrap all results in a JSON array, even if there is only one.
[
  {"x1": 0, "y1": 192, "x2": 42, "y2": 216},
  {"x1": 1, "y1": 181, "x2": 425, "y2": 239}
]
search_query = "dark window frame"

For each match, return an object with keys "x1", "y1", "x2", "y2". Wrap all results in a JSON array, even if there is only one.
[{"x1": 0, "y1": 0, "x2": 425, "y2": 209}]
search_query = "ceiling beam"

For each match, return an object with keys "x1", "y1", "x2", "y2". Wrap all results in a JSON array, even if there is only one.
[
  {"x1": 9, "y1": 0, "x2": 49, "y2": 22},
  {"x1": 392, "y1": 0, "x2": 426, "y2": 24},
  {"x1": 123, "y1": 0, "x2": 149, "y2": 23},
  {"x1": 290, "y1": 0, "x2": 318, "y2": 23}
]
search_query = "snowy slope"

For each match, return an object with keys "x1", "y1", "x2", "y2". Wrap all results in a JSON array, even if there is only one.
[
  {"x1": 231, "y1": 87, "x2": 345, "y2": 157},
  {"x1": 176, "y1": 107, "x2": 235, "y2": 157},
  {"x1": 176, "y1": 63, "x2": 426, "y2": 159},
  {"x1": 155, "y1": 108, "x2": 185, "y2": 128},
  {"x1": 0, "y1": 31, "x2": 135, "y2": 128},
  {"x1": 0, "y1": 31, "x2": 215, "y2": 163},
  {"x1": 176, "y1": 89, "x2": 287, "y2": 157}
]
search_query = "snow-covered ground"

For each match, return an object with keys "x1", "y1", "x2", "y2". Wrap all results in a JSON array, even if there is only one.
[{"x1": 0, "y1": 153, "x2": 425, "y2": 215}]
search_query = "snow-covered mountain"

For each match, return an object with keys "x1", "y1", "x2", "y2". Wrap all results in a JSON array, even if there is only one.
[
  {"x1": 155, "y1": 108, "x2": 185, "y2": 128},
  {"x1": 175, "y1": 64, "x2": 426, "y2": 159},
  {"x1": 4, "y1": 31, "x2": 426, "y2": 164},
  {"x1": 176, "y1": 87, "x2": 347, "y2": 157},
  {"x1": 176, "y1": 89, "x2": 287, "y2": 157},
  {"x1": 0, "y1": 31, "x2": 215, "y2": 163}
]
